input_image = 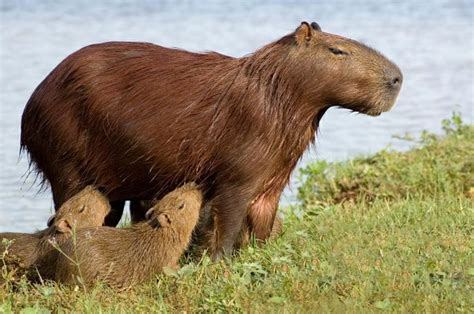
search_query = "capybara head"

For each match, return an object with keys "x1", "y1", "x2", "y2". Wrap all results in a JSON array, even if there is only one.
[
  {"x1": 50, "y1": 186, "x2": 111, "y2": 233},
  {"x1": 289, "y1": 21, "x2": 402, "y2": 116},
  {"x1": 145, "y1": 183, "x2": 203, "y2": 231}
]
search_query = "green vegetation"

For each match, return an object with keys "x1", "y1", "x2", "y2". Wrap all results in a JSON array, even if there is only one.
[{"x1": 1, "y1": 114, "x2": 473, "y2": 312}]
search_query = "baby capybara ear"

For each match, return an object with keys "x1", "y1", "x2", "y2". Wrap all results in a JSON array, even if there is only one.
[
  {"x1": 147, "y1": 212, "x2": 172, "y2": 229},
  {"x1": 55, "y1": 218, "x2": 73, "y2": 234},
  {"x1": 295, "y1": 21, "x2": 314, "y2": 45},
  {"x1": 158, "y1": 213, "x2": 172, "y2": 228}
]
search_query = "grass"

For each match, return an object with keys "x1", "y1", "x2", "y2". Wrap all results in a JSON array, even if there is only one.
[{"x1": 1, "y1": 113, "x2": 473, "y2": 312}]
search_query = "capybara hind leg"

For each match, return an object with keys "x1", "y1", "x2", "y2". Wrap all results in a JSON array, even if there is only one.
[
  {"x1": 236, "y1": 215, "x2": 283, "y2": 249},
  {"x1": 248, "y1": 192, "x2": 281, "y2": 241},
  {"x1": 129, "y1": 200, "x2": 151, "y2": 224},
  {"x1": 104, "y1": 200, "x2": 125, "y2": 227}
]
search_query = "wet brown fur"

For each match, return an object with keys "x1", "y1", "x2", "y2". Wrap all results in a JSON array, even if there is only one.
[
  {"x1": 20, "y1": 22, "x2": 402, "y2": 257},
  {"x1": 54, "y1": 183, "x2": 202, "y2": 289},
  {"x1": 0, "y1": 186, "x2": 110, "y2": 281}
]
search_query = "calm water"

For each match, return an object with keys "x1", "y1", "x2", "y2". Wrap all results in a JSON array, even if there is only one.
[{"x1": 0, "y1": 0, "x2": 472, "y2": 232}]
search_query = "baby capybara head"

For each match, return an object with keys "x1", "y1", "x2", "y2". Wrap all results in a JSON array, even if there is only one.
[
  {"x1": 50, "y1": 186, "x2": 111, "y2": 233},
  {"x1": 290, "y1": 21, "x2": 402, "y2": 116},
  {"x1": 145, "y1": 183, "x2": 203, "y2": 232}
]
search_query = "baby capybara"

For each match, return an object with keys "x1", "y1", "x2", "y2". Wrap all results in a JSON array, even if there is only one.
[
  {"x1": 0, "y1": 186, "x2": 110, "y2": 281},
  {"x1": 55, "y1": 183, "x2": 202, "y2": 289},
  {"x1": 21, "y1": 21, "x2": 402, "y2": 258}
]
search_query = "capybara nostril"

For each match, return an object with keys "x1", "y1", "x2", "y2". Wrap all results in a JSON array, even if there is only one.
[
  {"x1": 389, "y1": 76, "x2": 401, "y2": 87},
  {"x1": 385, "y1": 67, "x2": 403, "y2": 89}
]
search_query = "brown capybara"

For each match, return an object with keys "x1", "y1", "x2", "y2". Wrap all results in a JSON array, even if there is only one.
[
  {"x1": 20, "y1": 21, "x2": 402, "y2": 258},
  {"x1": 0, "y1": 186, "x2": 110, "y2": 281},
  {"x1": 54, "y1": 183, "x2": 202, "y2": 289}
]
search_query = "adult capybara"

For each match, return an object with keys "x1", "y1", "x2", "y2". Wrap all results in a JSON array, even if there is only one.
[
  {"x1": 20, "y1": 21, "x2": 402, "y2": 258},
  {"x1": 54, "y1": 183, "x2": 202, "y2": 289},
  {"x1": 0, "y1": 186, "x2": 110, "y2": 281}
]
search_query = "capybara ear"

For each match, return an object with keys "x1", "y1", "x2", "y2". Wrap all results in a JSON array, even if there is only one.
[
  {"x1": 310, "y1": 21, "x2": 322, "y2": 32},
  {"x1": 295, "y1": 21, "x2": 314, "y2": 45},
  {"x1": 55, "y1": 218, "x2": 73, "y2": 234},
  {"x1": 157, "y1": 213, "x2": 172, "y2": 228},
  {"x1": 47, "y1": 214, "x2": 56, "y2": 227}
]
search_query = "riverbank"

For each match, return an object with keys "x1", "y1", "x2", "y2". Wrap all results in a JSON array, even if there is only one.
[{"x1": 1, "y1": 114, "x2": 473, "y2": 312}]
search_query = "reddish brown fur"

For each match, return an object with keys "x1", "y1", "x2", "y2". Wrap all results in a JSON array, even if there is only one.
[
  {"x1": 0, "y1": 187, "x2": 110, "y2": 281},
  {"x1": 189, "y1": 203, "x2": 283, "y2": 257},
  {"x1": 54, "y1": 183, "x2": 202, "y2": 289},
  {"x1": 20, "y1": 22, "x2": 402, "y2": 258}
]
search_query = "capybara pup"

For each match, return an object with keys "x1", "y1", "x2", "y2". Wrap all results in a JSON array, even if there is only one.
[
  {"x1": 55, "y1": 183, "x2": 202, "y2": 289},
  {"x1": 21, "y1": 21, "x2": 402, "y2": 258},
  {"x1": 0, "y1": 186, "x2": 110, "y2": 281}
]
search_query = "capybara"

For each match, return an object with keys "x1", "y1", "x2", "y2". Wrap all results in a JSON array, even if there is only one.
[
  {"x1": 54, "y1": 183, "x2": 202, "y2": 289},
  {"x1": 0, "y1": 186, "x2": 110, "y2": 281},
  {"x1": 20, "y1": 21, "x2": 402, "y2": 258}
]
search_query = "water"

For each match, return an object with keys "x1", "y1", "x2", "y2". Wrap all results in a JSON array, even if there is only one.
[{"x1": 0, "y1": 0, "x2": 472, "y2": 232}]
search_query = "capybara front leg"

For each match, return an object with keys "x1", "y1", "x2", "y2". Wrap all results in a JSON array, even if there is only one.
[
  {"x1": 211, "y1": 188, "x2": 250, "y2": 259},
  {"x1": 104, "y1": 200, "x2": 125, "y2": 227},
  {"x1": 248, "y1": 191, "x2": 281, "y2": 241}
]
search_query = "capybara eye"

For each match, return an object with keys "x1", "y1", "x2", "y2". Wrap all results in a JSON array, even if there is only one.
[
  {"x1": 329, "y1": 47, "x2": 348, "y2": 56},
  {"x1": 177, "y1": 201, "x2": 185, "y2": 210},
  {"x1": 79, "y1": 205, "x2": 86, "y2": 213}
]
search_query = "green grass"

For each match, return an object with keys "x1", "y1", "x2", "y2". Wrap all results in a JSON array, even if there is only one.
[{"x1": 1, "y1": 113, "x2": 473, "y2": 313}]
